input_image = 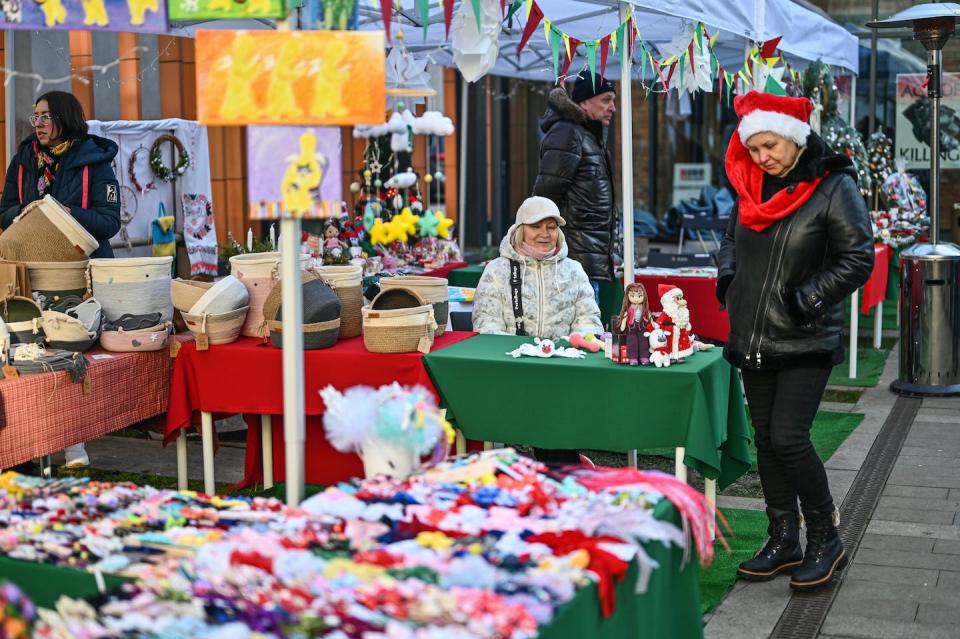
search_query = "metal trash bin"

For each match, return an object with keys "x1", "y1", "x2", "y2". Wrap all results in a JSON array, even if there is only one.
[{"x1": 891, "y1": 243, "x2": 960, "y2": 396}]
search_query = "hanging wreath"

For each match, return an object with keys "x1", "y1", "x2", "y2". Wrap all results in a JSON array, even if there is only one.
[
  {"x1": 149, "y1": 134, "x2": 190, "y2": 182},
  {"x1": 128, "y1": 145, "x2": 156, "y2": 194}
]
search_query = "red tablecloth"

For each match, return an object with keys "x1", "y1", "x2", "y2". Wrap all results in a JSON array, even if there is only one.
[
  {"x1": 861, "y1": 244, "x2": 891, "y2": 313},
  {"x1": 0, "y1": 338, "x2": 185, "y2": 468},
  {"x1": 634, "y1": 274, "x2": 729, "y2": 342},
  {"x1": 421, "y1": 261, "x2": 469, "y2": 279},
  {"x1": 164, "y1": 332, "x2": 477, "y2": 487}
]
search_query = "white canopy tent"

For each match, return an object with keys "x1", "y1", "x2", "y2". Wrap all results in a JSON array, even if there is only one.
[{"x1": 357, "y1": 0, "x2": 859, "y2": 81}]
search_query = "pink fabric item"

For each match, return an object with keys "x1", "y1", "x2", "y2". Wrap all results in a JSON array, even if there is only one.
[{"x1": 516, "y1": 242, "x2": 560, "y2": 261}]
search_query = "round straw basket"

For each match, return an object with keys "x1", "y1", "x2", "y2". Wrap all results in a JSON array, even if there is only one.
[
  {"x1": 230, "y1": 252, "x2": 310, "y2": 338},
  {"x1": 181, "y1": 306, "x2": 248, "y2": 346},
  {"x1": 0, "y1": 196, "x2": 98, "y2": 262},
  {"x1": 89, "y1": 257, "x2": 174, "y2": 323},
  {"x1": 171, "y1": 279, "x2": 214, "y2": 312},
  {"x1": 379, "y1": 275, "x2": 449, "y2": 337},
  {"x1": 314, "y1": 264, "x2": 363, "y2": 338},
  {"x1": 362, "y1": 288, "x2": 437, "y2": 354},
  {"x1": 23, "y1": 260, "x2": 90, "y2": 303}
]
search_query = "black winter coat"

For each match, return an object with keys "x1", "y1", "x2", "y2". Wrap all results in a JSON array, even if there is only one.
[
  {"x1": 0, "y1": 134, "x2": 122, "y2": 258},
  {"x1": 717, "y1": 134, "x2": 874, "y2": 370},
  {"x1": 533, "y1": 88, "x2": 615, "y2": 281}
]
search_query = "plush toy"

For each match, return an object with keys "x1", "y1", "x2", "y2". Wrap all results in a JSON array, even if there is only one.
[
  {"x1": 658, "y1": 284, "x2": 694, "y2": 361},
  {"x1": 506, "y1": 338, "x2": 585, "y2": 359},
  {"x1": 646, "y1": 327, "x2": 672, "y2": 368},
  {"x1": 617, "y1": 283, "x2": 655, "y2": 365},
  {"x1": 567, "y1": 333, "x2": 601, "y2": 353}
]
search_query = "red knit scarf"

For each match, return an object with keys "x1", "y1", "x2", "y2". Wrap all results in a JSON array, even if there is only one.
[{"x1": 724, "y1": 135, "x2": 826, "y2": 232}]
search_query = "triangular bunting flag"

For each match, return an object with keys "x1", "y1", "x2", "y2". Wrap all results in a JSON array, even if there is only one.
[
  {"x1": 470, "y1": 0, "x2": 481, "y2": 28},
  {"x1": 710, "y1": 52, "x2": 718, "y2": 81},
  {"x1": 599, "y1": 35, "x2": 610, "y2": 81},
  {"x1": 417, "y1": 0, "x2": 430, "y2": 41},
  {"x1": 764, "y1": 75, "x2": 788, "y2": 95},
  {"x1": 560, "y1": 36, "x2": 581, "y2": 81},
  {"x1": 548, "y1": 26, "x2": 563, "y2": 79},
  {"x1": 586, "y1": 40, "x2": 598, "y2": 88},
  {"x1": 695, "y1": 23, "x2": 703, "y2": 50},
  {"x1": 525, "y1": 0, "x2": 533, "y2": 17},
  {"x1": 610, "y1": 28, "x2": 618, "y2": 54},
  {"x1": 507, "y1": 0, "x2": 523, "y2": 21},
  {"x1": 501, "y1": 0, "x2": 507, "y2": 17},
  {"x1": 710, "y1": 31, "x2": 719, "y2": 48},
  {"x1": 666, "y1": 60, "x2": 678, "y2": 87},
  {"x1": 760, "y1": 36, "x2": 782, "y2": 59},
  {"x1": 517, "y1": 3, "x2": 543, "y2": 58},
  {"x1": 616, "y1": 23, "x2": 626, "y2": 63},
  {"x1": 543, "y1": 17, "x2": 552, "y2": 46},
  {"x1": 626, "y1": 17, "x2": 635, "y2": 55},
  {"x1": 443, "y1": 0, "x2": 454, "y2": 38},
  {"x1": 562, "y1": 33, "x2": 571, "y2": 60},
  {"x1": 381, "y1": 0, "x2": 392, "y2": 42}
]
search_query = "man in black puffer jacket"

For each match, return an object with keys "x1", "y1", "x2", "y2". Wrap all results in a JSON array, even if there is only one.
[{"x1": 533, "y1": 74, "x2": 617, "y2": 292}]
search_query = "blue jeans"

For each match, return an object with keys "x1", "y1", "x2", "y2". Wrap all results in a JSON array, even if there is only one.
[{"x1": 590, "y1": 279, "x2": 601, "y2": 306}]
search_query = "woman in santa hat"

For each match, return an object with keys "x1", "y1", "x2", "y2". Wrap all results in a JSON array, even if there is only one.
[{"x1": 717, "y1": 91, "x2": 873, "y2": 591}]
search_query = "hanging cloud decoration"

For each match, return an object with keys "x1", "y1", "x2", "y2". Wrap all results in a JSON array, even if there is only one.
[{"x1": 413, "y1": 111, "x2": 455, "y2": 136}]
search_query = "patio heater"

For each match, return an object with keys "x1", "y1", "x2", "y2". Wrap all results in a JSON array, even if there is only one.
[{"x1": 869, "y1": 3, "x2": 960, "y2": 396}]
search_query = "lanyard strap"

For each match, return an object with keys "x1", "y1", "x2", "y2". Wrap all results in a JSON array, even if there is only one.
[{"x1": 509, "y1": 259, "x2": 526, "y2": 337}]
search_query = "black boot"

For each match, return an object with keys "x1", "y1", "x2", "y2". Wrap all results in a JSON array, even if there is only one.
[
  {"x1": 790, "y1": 509, "x2": 847, "y2": 591},
  {"x1": 737, "y1": 508, "x2": 803, "y2": 581}
]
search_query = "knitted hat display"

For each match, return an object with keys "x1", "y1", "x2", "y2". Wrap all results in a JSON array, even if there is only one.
[
  {"x1": 571, "y1": 73, "x2": 615, "y2": 104},
  {"x1": 734, "y1": 91, "x2": 815, "y2": 146}
]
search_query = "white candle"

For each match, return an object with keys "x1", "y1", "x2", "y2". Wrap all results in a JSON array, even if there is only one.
[
  {"x1": 269, "y1": 224, "x2": 276, "y2": 250},
  {"x1": 246, "y1": 228, "x2": 253, "y2": 251}
]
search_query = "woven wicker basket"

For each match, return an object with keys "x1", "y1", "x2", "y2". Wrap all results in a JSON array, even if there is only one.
[
  {"x1": 314, "y1": 264, "x2": 363, "y2": 339},
  {"x1": 379, "y1": 275, "x2": 449, "y2": 337},
  {"x1": 89, "y1": 257, "x2": 174, "y2": 323},
  {"x1": 362, "y1": 288, "x2": 437, "y2": 354},
  {"x1": 181, "y1": 306, "x2": 248, "y2": 346},
  {"x1": 0, "y1": 196, "x2": 98, "y2": 262},
  {"x1": 171, "y1": 279, "x2": 214, "y2": 312},
  {"x1": 230, "y1": 252, "x2": 310, "y2": 338},
  {"x1": 24, "y1": 260, "x2": 90, "y2": 304}
]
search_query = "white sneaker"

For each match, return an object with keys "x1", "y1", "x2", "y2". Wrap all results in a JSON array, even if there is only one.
[{"x1": 63, "y1": 443, "x2": 89, "y2": 468}]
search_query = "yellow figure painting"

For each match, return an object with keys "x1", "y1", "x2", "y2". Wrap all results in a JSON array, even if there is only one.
[
  {"x1": 208, "y1": 0, "x2": 232, "y2": 10},
  {"x1": 281, "y1": 130, "x2": 327, "y2": 216},
  {"x1": 39, "y1": 0, "x2": 68, "y2": 27},
  {"x1": 246, "y1": 0, "x2": 273, "y2": 14},
  {"x1": 127, "y1": 0, "x2": 158, "y2": 25},
  {"x1": 219, "y1": 33, "x2": 263, "y2": 121},
  {"x1": 310, "y1": 40, "x2": 349, "y2": 119},
  {"x1": 81, "y1": 0, "x2": 109, "y2": 26},
  {"x1": 267, "y1": 38, "x2": 304, "y2": 119}
]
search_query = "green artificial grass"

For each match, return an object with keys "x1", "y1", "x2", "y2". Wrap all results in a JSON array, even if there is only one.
[
  {"x1": 828, "y1": 345, "x2": 892, "y2": 387},
  {"x1": 700, "y1": 508, "x2": 770, "y2": 613},
  {"x1": 822, "y1": 388, "x2": 863, "y2": 404}
]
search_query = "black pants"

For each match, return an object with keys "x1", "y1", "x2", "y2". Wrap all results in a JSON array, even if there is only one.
[{"x1": 741, "y1": 364, "x2": 834, "y2": 513}]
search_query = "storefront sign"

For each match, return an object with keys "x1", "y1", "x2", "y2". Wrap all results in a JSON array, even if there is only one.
[
  {"x1": 1, "y1": 0, "x2": 167, "y2": 32},
  {"x1": 896, "y1": 73, "x2": 960, "y2": 170},
  {"x1": 672, "y1": 163, "x2": 712, "y2": 205},
  {"x1": 195, "y1": 30, "x2": 385, "y2": 127}
]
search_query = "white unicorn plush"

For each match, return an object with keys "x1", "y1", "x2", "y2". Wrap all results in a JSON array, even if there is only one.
[{"x1": 506, "y1": 337, "x2": 585, "y2": 359}]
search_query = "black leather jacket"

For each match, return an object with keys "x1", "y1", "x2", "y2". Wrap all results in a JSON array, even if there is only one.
[
  {"x1": 533, "y1": 88, "x2": 615, "y2": 281},
  {"x1": 718, "y1": 136, "x2": 874, "y2": 370}
]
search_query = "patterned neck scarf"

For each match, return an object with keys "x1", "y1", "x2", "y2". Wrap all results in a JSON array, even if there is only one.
[{"x1": 34, "y1": 140, "x2": 72, "y2": 197}]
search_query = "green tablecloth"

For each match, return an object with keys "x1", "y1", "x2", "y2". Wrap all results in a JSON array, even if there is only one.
[
  {"x1": 424, "y1": 334, "x2": 752, "y2": 490},
  {"x1": 2, "y1": 500, "x2": 701, "y2": 637},
  {"x1": 0, "y1": 556, "x2": 131, "y2": 609},
  {"x1": 448, "y1": 264, "x2": 485, "y2": 288}
]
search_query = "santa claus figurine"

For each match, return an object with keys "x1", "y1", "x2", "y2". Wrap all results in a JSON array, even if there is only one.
[{"x1": 658, "y1": 284, "x2": 694, "y2": 361}]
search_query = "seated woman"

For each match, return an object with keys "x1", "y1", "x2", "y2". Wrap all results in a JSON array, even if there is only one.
[
  {"x1": 472, "y1": 196, "x2": 603, "y2": 467},
  {"x1": 473, "y1": 196, "x2": 603, "y2": 340}
]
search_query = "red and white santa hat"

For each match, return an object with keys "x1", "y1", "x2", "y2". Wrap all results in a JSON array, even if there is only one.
[
  {"x1": 658, "y1": 284, "x2": 683, "y2": 305},
  {"x1": 734, "y1": 91, "x2": 815, "y2": 147}
]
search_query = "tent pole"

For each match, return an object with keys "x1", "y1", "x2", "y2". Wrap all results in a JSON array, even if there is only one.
[
  {"x1": 619, "y1": 2, "x2": 634, "y2": 286},
  {"x1": 459, "y1": 76, "x2": 468, "y2": 256}
]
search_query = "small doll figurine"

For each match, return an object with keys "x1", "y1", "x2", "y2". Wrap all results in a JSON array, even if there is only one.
[
  {"x1": 616, "y1": 283, "x2": 655, "y2": 366},
  {"x1": 323, "y1": 220, "x2": 347, "y2": 257}
]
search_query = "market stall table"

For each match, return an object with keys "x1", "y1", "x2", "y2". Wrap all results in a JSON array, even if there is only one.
[
  {"x1": 1, "y1": 498, "x2": 701, "y2": 638},
  {"x1": 0, "y1": 339, "x2": 186, "y2": 470},
  {"x1": 424, "y1": 334, "x2": 753, "y2": 493},
  {"x1": 164, "y1": 332, "x2": 476, "y2": 493}
]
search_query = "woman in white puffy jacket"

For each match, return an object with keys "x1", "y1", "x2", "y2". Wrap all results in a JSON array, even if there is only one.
[{"x1": 472, "y1": 196, "x2": 603, "y2": 340}]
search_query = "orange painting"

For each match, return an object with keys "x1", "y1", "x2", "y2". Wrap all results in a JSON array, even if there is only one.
[{"x1": 195, "y1": 30, "x2": 386, "y2": 126}]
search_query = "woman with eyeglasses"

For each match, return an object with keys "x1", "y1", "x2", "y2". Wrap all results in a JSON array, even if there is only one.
[
  {"x1": 0, "y1": 90, "x2": 121, "y2": 260},
  {"x1": 0, "y1": 91, "x2": 121, "y2": 470}
]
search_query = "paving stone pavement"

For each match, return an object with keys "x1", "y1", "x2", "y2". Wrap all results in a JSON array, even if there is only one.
[{"x1": 707, "y1": 337, "x2": 960, "y2": 639}]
